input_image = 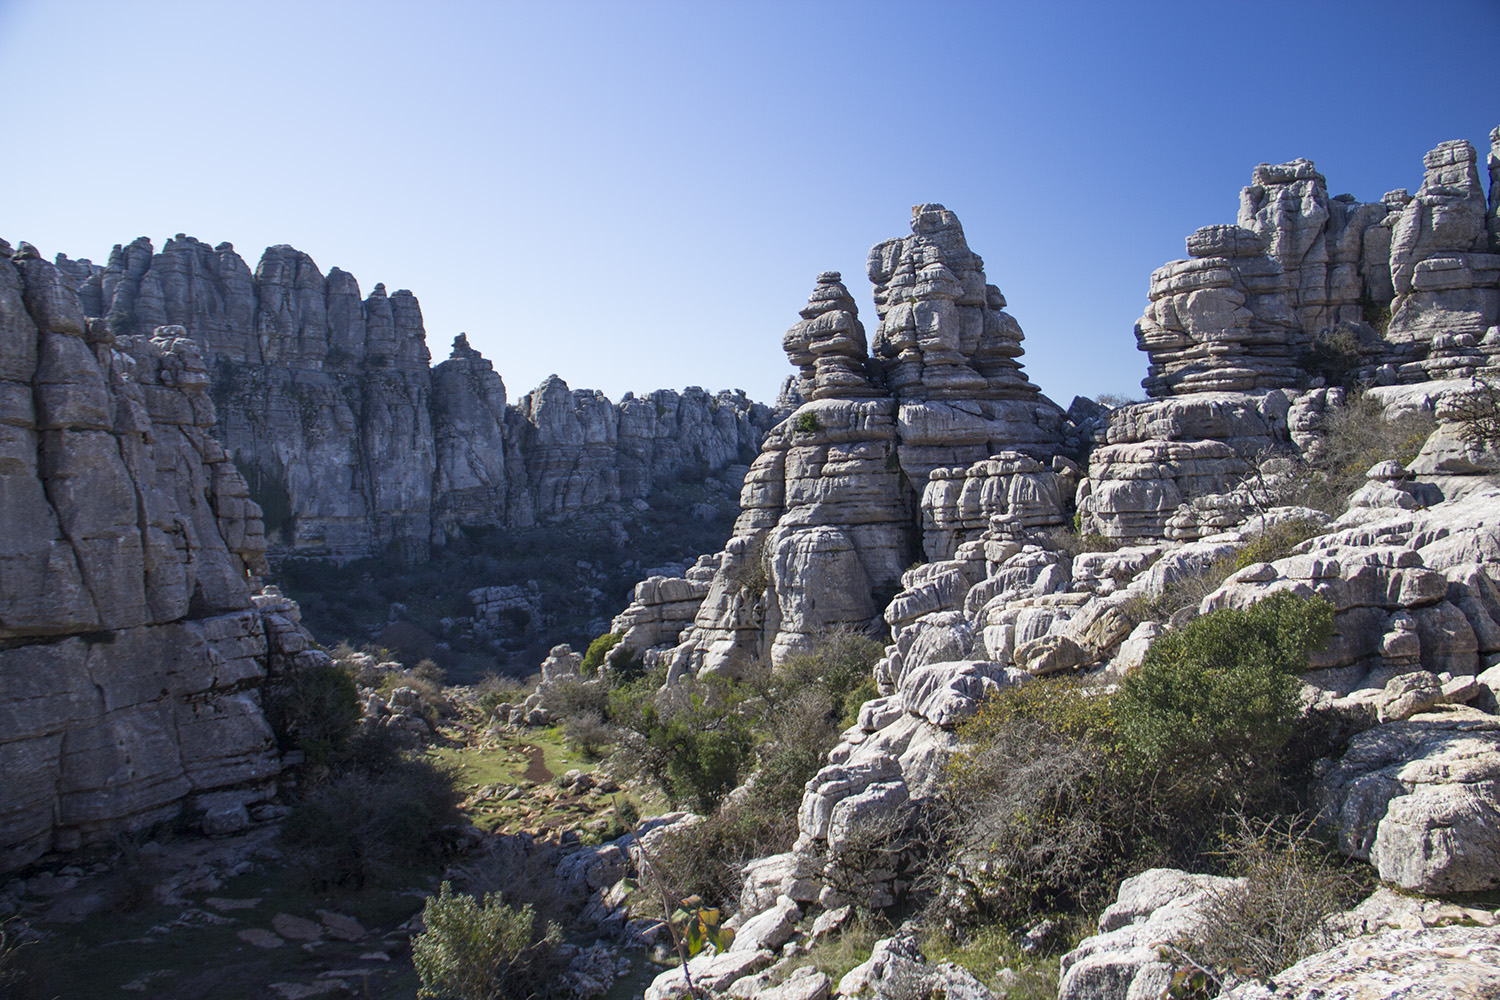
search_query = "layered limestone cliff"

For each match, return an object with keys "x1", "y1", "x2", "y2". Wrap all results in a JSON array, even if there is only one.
[
  {"x1": 0, "y1": 240, "x2": 303, "y2": 872},
  {"x1": 54, "y1": 236, "x2": 774, "y2": 564}
]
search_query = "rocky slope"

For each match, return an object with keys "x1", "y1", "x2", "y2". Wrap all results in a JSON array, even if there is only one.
[
  {"x1": 53, "y1": 235, "x2": 774, "y2": 563},
  {"x1": 0, "y1": 240, "x2": 325, "y2": 872},
  {"x1": 604, "y1": 134, "x2": 1500, "y2": 1000}
]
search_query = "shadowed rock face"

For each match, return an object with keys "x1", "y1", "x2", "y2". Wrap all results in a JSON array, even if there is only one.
[
  {"x1": 53, "y1": 236, "x2": 776, "y2": 564},
  {"x1": 0, "y1": 242, "x2": 286, "y2": 872}
]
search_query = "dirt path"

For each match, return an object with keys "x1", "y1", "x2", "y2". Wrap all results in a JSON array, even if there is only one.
[{"x1": 520, "y1": 744, "x2": 553, "y2": 783}]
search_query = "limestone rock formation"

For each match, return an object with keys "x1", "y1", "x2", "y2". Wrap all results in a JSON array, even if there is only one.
[
  {"x1": 1137, "y1": 136, "x2": 1500, "y2": 401},
  {"x1": 1059, "y1": 868, "x2": 1243, "y2": 1000},
  {"x1": 53, "y1": 236, "x2": 775, "y2": 563},
  {"x1": 624, "y1": 207, "x2": 1066, "y2": 680},
  {"x1": 0, "y1": 244, "x2": 297, "y2": 872},
  {"x1": 1315, "y1": 711, "x2": 1500, "y2": 893}
]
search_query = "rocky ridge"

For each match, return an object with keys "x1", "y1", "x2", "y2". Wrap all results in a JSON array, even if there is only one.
[
  {"x1": 53, "y1": 234, "x2": 775, "y2": 563},
  {"x1": 616, "y1": 206, "x2": 1070, "y2": 681}
]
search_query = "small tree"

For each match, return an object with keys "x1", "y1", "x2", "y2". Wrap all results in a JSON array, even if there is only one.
[{"x1": 1117, "y1": 593, "x2": 1334, "y2": 812}]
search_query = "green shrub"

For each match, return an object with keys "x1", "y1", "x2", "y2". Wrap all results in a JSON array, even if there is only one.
[
  {"x1": 795, "y1": 411, "x2": 822, "y2": 434},
  {"x1": 1231, "y1": 518, "x2": 1323, "y2": 571},
  {"x1": 413, "y1": 881, "x2": 561, "y2": 1000},
  {"x1": 1118, "y1": 592, "x2": 1334, "y2": 811},
  {"x1": 608, "y1": 671, "x2": 755, "y2": 814},
  {"x1": 939, "y1": 594, "x2": 1336, "y2": 925},
  {"x1": 263, "y1": 663, "x2": 361, "y2": 765},
  {"x1": 581, "y1": 632, "x2": 623, "y2": 672}
]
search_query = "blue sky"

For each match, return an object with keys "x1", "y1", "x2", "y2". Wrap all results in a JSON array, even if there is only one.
[{"x1": 2, "y1": 0, "x2": 1496, "y2": 407}]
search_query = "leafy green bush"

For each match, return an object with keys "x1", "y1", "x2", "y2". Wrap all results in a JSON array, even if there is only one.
[
  {"x1": 262, "y1": 663, "x2": 361, "y2": 765},
  {"x1": 939, "y1": 593, "x2": 1336, "y2": 924},
  {"x1": 1117, "y1": 592, "x2": 1334, "y2": 811},
  {"x1": 413, "y1": 881, "x2": 561, "y2": 1000},
  {"x1": 581, "y1": 632, "x2": 623, "y2": 672},
  {"x1": 608, "y1": 670, "x2": 755, "y2": 814},
  {"x1": 795, "y1": 411, "x2": 822, "y2": 433}
]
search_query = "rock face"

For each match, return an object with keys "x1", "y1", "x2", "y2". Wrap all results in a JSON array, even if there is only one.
[
  {"x1": 1315, "y1": 711, "x2": 1500, "y2": 894},
  {"x1": 53, "y1": 235, "x2": 774, "y2": 563},
  {"x1": 0, "y1": 242, "x2": 298, "y2": 872},
  {"x1": 1137, "y1": 136, "x2": 1500, "y2": 401},
  {"x1": 628, "y1": 206, "x2": 1066, "y2": 679},
  {"x1": 1086, "y1": 131, "x2": 1500, "y2": 544}
]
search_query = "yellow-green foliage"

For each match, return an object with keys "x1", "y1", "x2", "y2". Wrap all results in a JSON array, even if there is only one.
[
  {"x1": 581, "y1": 632, "x2": 623, "y2": 672},
  {"x1": 1232, "y1": 518, "x2": 1323, "y2": 571},
  {"x1": 414, "y1": 881, "x2": 560, "y2": 1000}
]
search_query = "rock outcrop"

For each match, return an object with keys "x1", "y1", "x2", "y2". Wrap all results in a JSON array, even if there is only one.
[
  {"x1": 621, "y1": 207, "x2": 1066, "y2": 679},
  {"x1": 53, "y1": 235, "x2": 775, "y2": 564},
  {"x1": 1137, "y1": 136, "x2": 1500, "y2": 401},
  {"x1": 0, "y1": 241, "x2": 309, "y2": 872}
]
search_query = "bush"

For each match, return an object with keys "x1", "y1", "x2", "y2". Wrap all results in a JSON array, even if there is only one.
[
  {"x1": 795, "y1": 411, "x2": 822, "y2": 433},
  {"x1": 1300, "y1": 327, "x2": 1364, "y2": 387},
  {"x1": 263, "y1": 663, "x2": 361, "y2": 765},
  {"x1": 1231, "y1": 518, "x2": 1322, "y2": 571},
  {"x1": 938, "y1": 594, "x2": 1336, "y2": 925},
  {"x1": 413, "y1": 881, "x2": 561, "y2": 1000},
  {"x1": 608, "y1": 670, "x2": 755, "y2": 814},
  {"x1": 1272, "y1": 393, "x2": 1435, "y2": 515},
  {"x1": 1169, "y1": 817, "x2": 1373, "y2": 992},
  {"x1": 1450, "y1": 376, "x2": 1500, "y2": 450},
  {"x1": 581, "y1": 632, "x2": 622, "y2": 672},
  {"x1": 1117, "y1": 592, "x2": 1335, "y2": 812},
  {"x1": 281, "y1": 753, "x2": 463, "y2": 888}
]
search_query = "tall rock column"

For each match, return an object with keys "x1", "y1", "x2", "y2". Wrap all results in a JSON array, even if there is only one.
[{"x1": 869, "y1": 205, "x2": 1065, "y2": 484}]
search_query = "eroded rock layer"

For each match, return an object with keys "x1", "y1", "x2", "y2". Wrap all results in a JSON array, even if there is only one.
[
  {"x1": 1138, "y1": 134, "x2": 1500, "y2": 399},
  {"x1": 616, "y1": 205, "x2": 1067, "y2": 679}
]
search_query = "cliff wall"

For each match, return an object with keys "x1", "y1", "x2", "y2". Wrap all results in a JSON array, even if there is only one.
[
  {"x1": 0, "y1": 240, "x2": 290, "y2": 871},
  {"x1": 54, "y1": 236, "x2": 774, "y2": 564}
]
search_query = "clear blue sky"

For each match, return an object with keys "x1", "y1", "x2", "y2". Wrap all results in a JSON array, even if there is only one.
[{"x1": 3, "y1": 0, "x2": 1496, "y2": 407}]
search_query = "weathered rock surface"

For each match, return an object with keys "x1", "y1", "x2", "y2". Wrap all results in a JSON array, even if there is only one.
[
  {"x1": 1059, "y1": 868, "x2": 1243, "y2": 1000},
  {"x1": 631, "y1": 207, "x2": 1065, "y2": 679},
  {"x1": 53, "y1": 235, "x2": 774, "y2": 563},
  {"x1": 1220, "y1": 924, "x2": 1500, "y2": 999},
  {"x1": 1315, "y1": 711, "x2": 1500, "y2": 893},
  {"x1": 0, "y1": 246, "x2": 301, "y2": 872},
  {"x1": 1137, "y1": 135, "x2": 1500, "y2": 401}
]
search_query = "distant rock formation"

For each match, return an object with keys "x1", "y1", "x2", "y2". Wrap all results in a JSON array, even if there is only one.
[
  {"x1": 0, "y1": 240, "x2": 318, "y2": 872},
  {"x1": 615, "y1": 205, "x2": 1068, "y2": 678},
  {"x1": 53, "y1": 235, "x2": 775, "y2": 563}
]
